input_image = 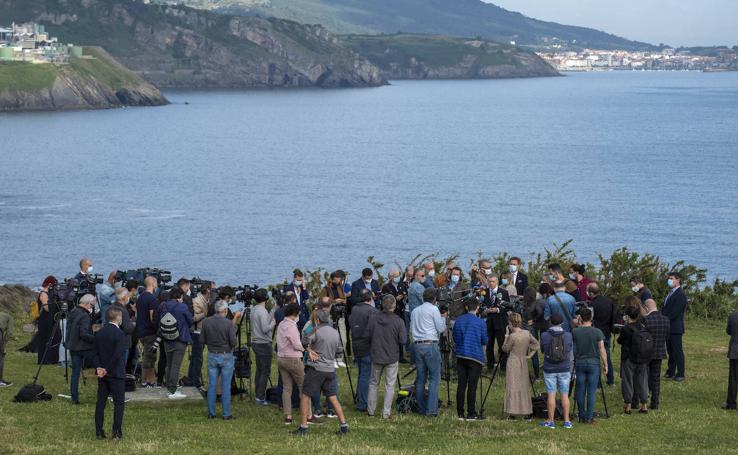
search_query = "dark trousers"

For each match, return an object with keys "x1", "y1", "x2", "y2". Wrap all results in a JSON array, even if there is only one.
[
  {"x1": 486, "y1": 322, "x2": 507, "y2": 368},
  {"x1": 157, "y1": 346, "x2": 167, "y2": 385},
  {"x1": 252, "y1": 343, "x2": 272, "y2": 401},
  {"x1": 648, "y1": 359, "x2": 663, "y2": 408},
  {"x1": 188, "y1": 332, "x2": 204, "y2": 387},
  {"x1": 727, "y1": 359, "x2": 738, "y2": 409},
  {"x1": 666, "y1": 333, "x2": 685, "y2": 377},
  {"x1": 95, "y1": 377, "x2": 125, "y2": 437},
  {"x1": 604, "y1": 336, "x2": 615, "y2": 385},
  {"x1": 164, "y1": 341, "x2": 187, "y2": 394},
  {"x1": 126, "y1": 334, "x2": 139, "y2": 375},
  {"x1": 456, "y1": 358, "x2": 482, "y2": 416},
  {"x1": 70, "y1": 350, "x2": 95, "y2": 402}
]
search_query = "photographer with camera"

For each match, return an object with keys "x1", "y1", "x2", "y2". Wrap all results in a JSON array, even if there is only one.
[
  {"x1": 158, "y1": 287, "x2": 193, "y2": 399},
  {"x1": 588, "y1": 282, "x2": 618, "y2": 386},
  {"x1": 412, "y1": 288, "x2": 447, "y2": 417},
  {"x1": 572, "y1": 308, "x2": 608, "y2": 424},
  {"x1": 483, "y1": 275, "x2": 510, "y2": 370},
  {"x1": 366, "y1": 294, "x2": 407, "y2": 419},
  {"x1": 350, "y1": 288, "x2": 378, "y2": 412},
  {"x1": 470, "y1": 259, "x2": 492, "y2": 287},
  {"x1": 452, "y1": 297, "x2": 487, "y2": 420},
  {"x1": 201, "y1": 300, "x2": 237, "y2": 420},
  {"x1": 97, "y1": 271, "x2": 118, "y2": 323},
  {"x1": 188, "y1": 281, "x2": 213, "y2": 390},
  {"x1": 252, "y1": 289, "x2": 276, "y2": 406},
  {"x1": 66, "y1": 294, "x2": 97, "y2": 404},
  {"x1": 137, "y1": 276, "x2": 160, "y2": 388}
]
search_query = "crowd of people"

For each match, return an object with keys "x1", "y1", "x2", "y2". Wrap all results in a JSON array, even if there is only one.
[{"x1": 10, "y1": 255, "x2": 738, "y2": 439}]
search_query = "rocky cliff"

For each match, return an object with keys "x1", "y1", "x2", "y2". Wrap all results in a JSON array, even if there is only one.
[
  {"x1": 341, "y1": 34, "x2": 560, "y2": 80},
  {"x1": 0, "y1": 0, "x2": 386, "y2": 89},
  {"x1": 0, "y1": 47, "x2": 168, "y2": 112}
]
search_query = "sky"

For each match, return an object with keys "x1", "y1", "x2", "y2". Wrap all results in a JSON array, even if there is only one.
[{"x1": 488, "y1": 0, "x2": 738, "y2": 47}]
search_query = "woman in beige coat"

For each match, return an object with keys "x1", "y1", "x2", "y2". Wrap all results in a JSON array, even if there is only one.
[{"x1": 502, "y1": 312, "x2": 540, "y2": 419}]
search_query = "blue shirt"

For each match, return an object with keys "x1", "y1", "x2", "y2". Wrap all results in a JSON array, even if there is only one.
[
  {"x1": 408, "y1": 281, "x2": 425, "y2": 315},
  {"x1": 410, "y1": 302, "x2": 446, "y2": 342},
  {"x1": 159, "y1": 300, "x2": 194, "y2": 344},
  {"x1": 540, "y1": 326, "x2": 574, "y2": 373},
  {"x1": 453, "y1": 313, "x2": 488, "y2": 364},
  {"x1": 545, "y1": 292, "x2": 577, "y2": 332}
]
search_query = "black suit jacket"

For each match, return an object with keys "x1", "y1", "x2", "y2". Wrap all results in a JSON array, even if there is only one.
[
  {"x1": 485, "y1": 288, "x2": 510, "y2": 330},
  {"x1": 662, "y1": 287, "x2": 687, "y2": 334},
  {"x1": 643, "y1": 311, "x2": 671, "y2": 360},
  {"x1": 94, "y1": 323, "x2": 127, "y2": 379},
  {"x1": 514, "y1": 271, "x2": 529, "y2": 296},
  {"x1": 350, "y1": 278, "x2": 380, "y2": 307},
  {"x1": 591, "y1": 295, "x2": 618, "y2": 338},
  {"x1": 727, "y1": 311, "x2": 738, "y2": 360}
]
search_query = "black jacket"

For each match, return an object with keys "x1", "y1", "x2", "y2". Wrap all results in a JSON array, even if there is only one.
[
  {"x1": 94, "y1": 323, "x2": 127, "y2": 379},
  {"x1": 662, "y1": 287, "x2": 687, "y2": 334},
  {"x1": 592, "y1": 295, "x2": 619, "y2": 338},
  {"x1": 514, "y1": 271, "x2": 529, "y2": 296},
  {"x1": 728, "y1": 312, "x2": 738, "y2": 360},
  {"x1": 643, "y1": 311, "x2": 670, "y2": 360},
  {"x1": 65, "y1": 306, "x2": 96, "y2": 352},
  {"x1": 367, "y1": 311, "x2": 407, "y2": 365},
  {"x1": 381, "y1": 282, "x2": 406, "y2": 316},
  {"x1": 485, "y1": 288, "x2": 510, "y2": 330},
  {"x1": 525, "y1": 298, "x2": 549, "y2": 334},
  {"x1": 350, "y1": 278, "x2": 380, "y2": 308},
  {"x1": 349, "y1": 302, "x2": 378, "y2": 358},
  {"x1": 111, "y1": 302, "x2": 135, "y2": 348}
]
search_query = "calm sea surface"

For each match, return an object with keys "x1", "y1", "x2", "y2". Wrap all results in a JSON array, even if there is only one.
[{"x1": 1, "y1": 71, "x2": 737, "y2": 286}]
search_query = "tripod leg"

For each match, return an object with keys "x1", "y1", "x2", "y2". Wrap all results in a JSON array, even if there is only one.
[{"x1": 598, "y1": 374, "x2": 610, "y2": 418}]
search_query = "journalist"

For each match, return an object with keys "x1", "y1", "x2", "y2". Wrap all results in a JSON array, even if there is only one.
[
  {"x1": 572, "y1": 308, "x2": 607, "y2": 423},
  {"x1": 277, "y1": 304, "x2": 305, "y2": 424},
  {"x1": 66, "y1": 294, "x2": 97, "y2": 404},
  {"x1": 399, "y1": 266, "x2": 414, "y2": 363},
  {"x1": 446, "y1": 267, "x2": 469, "y2": 321},
  {"x1": 544, "y1": 281, "x2": 577, "y2": 332},
  {"x1": 93, "y1": 306, "x2": 127, "y2": 440},
  {"x1": 350, "y1": 288, "x2": 378, "y2": 412},
  {"x1": 75, "y1": 257, "x2": 94, "y2": 281},
  {"x1": 284, "y1": 269, "x2": 310, "y2": 331},
  {"x1": 189, "y1": 281, "x2": 213, "y2": 389},
  {"x1": 502, "y1": 313, "x2": 539, "y2": 420},
  {"x1": 202, "y1": 300, "x2": 237, "y2": 419},
  {"x1": 159, "y1": 287, "x2": 193, "y2": 399},
  {"x1": 136, "y1": 276, "x2": 159, "y2": 388},
  {"x1": 452, "y1": 298, "x2": 487, "y2": 420},
  {"x1": 411, "y1": 288, "x2": 446, "y2": 417},
  {"x1": 540, "y1": 313, "x2": 574, "y2": 429},
  {"x1": 366, "y1": 295, "x2": 407, "y2": 419},
  {"x1": 252, "y1": 288, "x2": 276, "y2": 405},
  {"x1": 589, "y1": 282, "x2": 618, "y2": 386}
]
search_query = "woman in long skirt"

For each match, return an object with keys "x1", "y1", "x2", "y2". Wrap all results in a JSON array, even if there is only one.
[{"x1": 502, "y1": 312, "x2": 540, "y2": 419}]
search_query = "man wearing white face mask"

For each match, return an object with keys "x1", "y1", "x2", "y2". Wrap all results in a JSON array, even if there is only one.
[
  {"x1": 422, "y1": 263, "x2": 436, "y2": 289},
  {"x1": 75, "y1": 257, "x2": 94, "y2": 281},
  {"x1": 447, "y1": 267, "x2": 469, "y2": 321},
  {"x1": 508, "y1": 257, "x2": 528, "y2": 296},
  {"x1": 471, "y1": 259, "x2": 493, "y2": 288},
  {"x1": 283, "y1": 269, "x2": 310, "y2": 331}
]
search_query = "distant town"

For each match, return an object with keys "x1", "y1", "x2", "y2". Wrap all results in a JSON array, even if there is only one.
[
  {"x1": 0, "y1": 22, "x2": 85, "y2": 64},
  {"x1": 538, "y1": 48, "x2": 738, "y2": 72}
]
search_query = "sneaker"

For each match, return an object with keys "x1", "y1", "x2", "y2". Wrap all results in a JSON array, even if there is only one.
[
  {"x1": 284, "y1": 417, "x2": 294, "y2": 425},
  {"x1": 207, "y1": 414, "x2": 216, "y2": 419},
  {"x1": 291, "y1": 426, "x2": 309, "y2": 437},
  {"x1": 673, "y1": 376, "x2": 685, "y2": 382},
  {"x1": 255, "y1": 398, "x2": 271, "y2": 406},
  {"x1": 313, "y1": 411, "x2": 326, "y2": 418},
  {"x1": 539, "y1": 421, "x2": 555, "y2": 429},
  {"x1": 326, "y1": 410, "x2": 338, "y2": 419},
  {"x1": 223, "y1": 415, "x2": 235, "y2": 420},
  {"x1": 0, "y1": 380, "x2": 12, "y2": 387},
  {"x1": 198, "y1": 387, "x2": 208, "y2": 400},
  {"x1": 466, "y1": 413, "x2": 481, "y2": 421},
  {"x1": 563, "y1": 421, "x2": 573, "y2": 429},
  {"x1": 457, "y1": 413, "x2": 465, "y2": 421},
  {"x1": 336, "y1": 424, "x2": 349, "y2": 436},
  {"x1": 168, "y1": 391, "x2": 187, "y2": 399}
]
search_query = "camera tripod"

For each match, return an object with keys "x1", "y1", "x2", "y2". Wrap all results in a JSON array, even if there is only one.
[
  {"x1": 568, "y1": 364, "x2": 610, "y2": 419},
  {"x1": 333, "y1": 316, "x2": 356, "y2": 404},
  {"x1": 477, "y1": 357, "x2": 503, "y2": 419},
  {"x1": 233, "y1": 309, "x2": 253, "y2": 400}
]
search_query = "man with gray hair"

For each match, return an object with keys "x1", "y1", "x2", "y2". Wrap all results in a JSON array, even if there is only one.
[
  {"x1": 66, "y1": 294, "x2": 97, "y2": 403},
  {"x1": 293, "y1": 308, "x2": 349, "y2": 436},
  {"x1": 111, "y1": 287, "x2": 135, "y2": 369},
  {"x1": 366, "y1": 295, "x2": 407, "y2": 419},
  {"x1": 201, "y1": 300, "x2": 237, "y2": 419}
]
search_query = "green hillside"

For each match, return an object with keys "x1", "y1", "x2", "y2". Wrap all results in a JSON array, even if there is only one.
[
  {"x1": 0, "y1": 62, "x2": 57, "y2": 91},
  {"x1": 184, "y1": 0, "x2": 655, "y2": 50}
]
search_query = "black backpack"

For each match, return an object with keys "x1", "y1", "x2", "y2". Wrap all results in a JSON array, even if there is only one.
[
  {"x1": 630, "y1": 322, "x2": 655, "y2": 364},
  {"x1": 546, "y1": 331, "x2": 567, "y2": 363}
]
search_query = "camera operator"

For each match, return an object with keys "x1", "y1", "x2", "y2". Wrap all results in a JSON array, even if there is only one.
[
  {"x1": 483, "y1": 275, "x2": 510, "y2": 370},
  {"x1": 411, "y1": 288, "x2": 447, "y2": 417},
  {"x1": 588, "y1": 282, "x2": 618, "y2": 386},
  {"x1": 252, "y1": 289, "x2": 276, "y2": 406},
  {"x1": 452, "y1": 297, "x2": 487, "y2": 420},
  {"x1": 189, "y1": 281, "x2": 214, "y2": 389},
  {"x1": 321, "y1": 271, "x2": 349, "y2": 348},
  {"x1": 350, "y1": 288, "x2": 378, "y2": 412},
  {"x1": 75, "y1": 257, "x2": 94, "y2": 281},
  {"x1": 97, "y1": 271, "x2": 118, "y2": 324},
  {"x1": 66, "y1": 294, "x2": 97, "y2": 404},
  {"x1": 201, "y1": 300, "x2": 237, "y2": 420},
  {"x1": 283, "y1": 269, "x2": 310, "y2": 331},
  {"x1": 0, "y1": 310, "x2": 13, "y2": 387},
  {"x1": 111, "y1": 288, "x2": 135, "y2": 370},
  {"x1": 137, "y1": 276, "x2": 160, "y2": 388},
  {"x1": 37, "y1": 276, "x2": 60, "y2": 365},
  {"x1": 446, "y1": 267, "x2": 469, "y2": 321},
  {"x1": 539, "y1": 313, "x2": 574, "y2": 429},
  {"x1": 159, "y1": 287, "x2": 193, "y2": 399}
]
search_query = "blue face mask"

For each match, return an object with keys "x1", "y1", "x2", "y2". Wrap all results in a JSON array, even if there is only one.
[
  {"x1": 667, "y1": 278, "x2": 675, "y2": 288},
  {"x1": 509, "y1": 265, "x2": 517, "y2": 273},
  {"x1": 451, "y1": 275, "x2": 460, "y2": 283},
  {"x1": 501, "y1": 279, "x2": 509, "y2": 286}
]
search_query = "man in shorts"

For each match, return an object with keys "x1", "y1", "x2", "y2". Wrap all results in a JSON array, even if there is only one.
[
  {"x1": 292, "y1": 308, "x2": 349, "y2": 436},
  {"x1": 539, "y1": 313, "x2": 574, "y2": 429}
]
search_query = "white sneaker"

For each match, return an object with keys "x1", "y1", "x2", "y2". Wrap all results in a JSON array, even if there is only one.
[
  {"x1": 336, "y1": 360, "x2": 347, "y2": 368},
  {"x1": 168, "y1": 391, "x2": 187, "y2": 399}
]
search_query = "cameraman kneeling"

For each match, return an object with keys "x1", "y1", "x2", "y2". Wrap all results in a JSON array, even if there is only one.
[{"x1": 66, "y1": 294, "x2": 97, "y2": 404}]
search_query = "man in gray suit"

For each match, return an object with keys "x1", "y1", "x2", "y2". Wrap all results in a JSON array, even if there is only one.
[{"x1": 724, "y1": 311, "x2": 738, "y2": 410}]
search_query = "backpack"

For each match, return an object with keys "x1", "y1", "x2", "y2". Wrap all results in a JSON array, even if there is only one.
[
  {"x1": 630, "y1": 322, "x2": 655, "y2": 364},
  {"x1": 159, "y1": 305, "x2": 180, "y2": 341},
  {"x1": 546, "y1": 331, "x2": 567, "y2": 363},
  {"x1": 30, "y1": 300, "x2": 40, "y2": 321}
]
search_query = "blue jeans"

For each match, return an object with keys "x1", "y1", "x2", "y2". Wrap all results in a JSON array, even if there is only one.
[
  {"x1": 576, "y1": 363, "x2": 600, "y2": 420},
  {"x1": 70, "y1": 350, "x2": 94, "y2": 402},
  {"x1": 604, "y1": 336, "x2": 614, "y2": 385},
  {"x1": 355, "y1": 355, "x2": 372, "y2": 410},
  {"x1": 414, "y1": 343, "x2": 441, "y2": 416},
  {"x1": 207, "y1": 353, "x2": 235, "y2": 417},
  {"x1": 187, "y1": 332, "x2": 204, "y2": 387}
]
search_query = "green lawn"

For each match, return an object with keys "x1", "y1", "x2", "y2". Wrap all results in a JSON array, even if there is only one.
[
  {"x1": 0, "y1": 320, "x2": 735, "y2": 454},
  {"x1": 0, "y1": 62, "x2": 57, "y2": 91}
]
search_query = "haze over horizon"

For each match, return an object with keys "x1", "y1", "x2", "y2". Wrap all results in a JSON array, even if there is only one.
[{"x1": 489, "y1": 0, "x2": 738, "y2": 47}]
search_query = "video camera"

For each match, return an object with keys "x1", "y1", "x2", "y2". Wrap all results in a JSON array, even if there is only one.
[
  {"x1": 235, "y1": 285, "x2": 260, "y2": 303},
  {"x1": 189, "y1": 277, "x2": 213, "y2": 296},
  {"x1": 114, "y1": 267, "x2": 172, "y2": 289},
  {"x1": 48, "y1": 280, "x2": 78, "y2": 314}
]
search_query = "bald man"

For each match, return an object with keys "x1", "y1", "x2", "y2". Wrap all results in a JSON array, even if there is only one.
[{"x1": 642, "y1": 299, "x2": 670, "y2": 410}]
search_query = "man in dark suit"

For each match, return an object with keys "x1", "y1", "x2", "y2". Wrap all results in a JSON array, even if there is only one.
[
  {"x1": 661, "y1": 272, "x2": 688, "y2": 381},
  {"x1": 643, "y1": 299, "x2": 670, "y2": 409},
  {"x1": 350, "y1": 268, "x2": 380, "y2": 308},
  {"x1": 282, "y1": 269, "x2": 310, "y2": 331},
  {"x1": 588, "y1": 283, "x2": 619, "y2": 386},
  {"x1": 724, "y1": 310, "x2": 738, "y2": 410},
  {"x1": 509, "y1": 257, "x2": 528, "y2": 297},
  {"x1": 94, "y1": 306, "x2": 127, "y2": 439},
  {"x1": 482, "y1": 275, "x2": 509, "y2": 369}
]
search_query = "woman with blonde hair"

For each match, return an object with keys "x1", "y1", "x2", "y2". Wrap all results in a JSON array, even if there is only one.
[{"x1": 502, "y1": 312, "x2": 540, "y2": 419}]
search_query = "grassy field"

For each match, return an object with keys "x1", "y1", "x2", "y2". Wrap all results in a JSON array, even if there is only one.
[
  {"x1": 0, "y1": 320, "x2": 735, "y2": 454},
  {"x1": 0, "y1": 62, "x2": 57, "y2": 91}
]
